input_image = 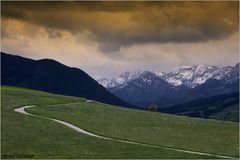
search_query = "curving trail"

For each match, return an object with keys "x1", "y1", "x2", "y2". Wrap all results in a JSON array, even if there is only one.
[{"x1": 14, "y1": 104, "x2": 235, "y2": 159}]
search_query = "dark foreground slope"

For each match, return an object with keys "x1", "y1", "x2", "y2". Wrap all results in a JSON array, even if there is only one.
[
  {"x1": 159, "y1": 92, "x2": 239, "y2": 122},
  {"x1": 1, "y1": 52, "x2": 132, "y2": 107}
]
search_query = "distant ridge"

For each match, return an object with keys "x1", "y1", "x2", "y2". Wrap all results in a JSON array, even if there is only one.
[
  {"x1": 102, "y1": 65, "x2": 239, "y2": 108},
  {"x1": 98, "y1": 64, "x2": 235, "y2": 89},
  {"x1": 159, "y1": 92, "x2": 239, "y2": 122},
  {"x1": 1, "y1": 52, "x2": 133, "y2": 108}
]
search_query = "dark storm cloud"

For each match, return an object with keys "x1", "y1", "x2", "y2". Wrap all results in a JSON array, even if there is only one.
[{"x1": 1, "y1": 1, "x2": 239, "y2": 52}]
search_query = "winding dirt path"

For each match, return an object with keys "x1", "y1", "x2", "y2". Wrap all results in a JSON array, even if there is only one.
[{"x1": 14, "y1": 105, "x2": 235, "y2": 159}]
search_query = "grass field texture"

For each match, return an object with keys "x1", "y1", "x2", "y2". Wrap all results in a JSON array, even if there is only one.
[{"x1": 1, "y1": 86, "x2": 239, "y2": 159}]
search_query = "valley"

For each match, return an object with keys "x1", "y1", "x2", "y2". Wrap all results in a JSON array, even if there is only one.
[{"x1": 98, "y1": 64, "x2": 239, "y2": 121}]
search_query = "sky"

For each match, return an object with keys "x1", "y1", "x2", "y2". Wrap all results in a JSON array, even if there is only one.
[{"x1": 1, "y1": 1, "x2": 239, "y2": 79}]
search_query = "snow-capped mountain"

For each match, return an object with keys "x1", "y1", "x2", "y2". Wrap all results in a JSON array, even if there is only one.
[
  {"x1": 98, "y1": 70, "x2": 147, "y2": 88},
  {"x1": 97, "y1": 63, "x2": 239, "y2": 108},
  {"x1": 161, "y1": 64, "x2": 232, "y2": 88},
  {"x1": 124, "y1": 71, "x2": 174, "y2": 89},
  {"x1": 222, "y1": 63, "x2": 239, "y2": 84},
  {"x1": 98, "y1": 64, "x2": 235, "y2": 89},
  {"x1": 108, "y1": 71, "x2": 180, "y2": 107}
]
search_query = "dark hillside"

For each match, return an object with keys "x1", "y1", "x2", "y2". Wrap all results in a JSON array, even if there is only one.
[{"x1": 1, "y1": 52, "x2": 133, "y2": 108}]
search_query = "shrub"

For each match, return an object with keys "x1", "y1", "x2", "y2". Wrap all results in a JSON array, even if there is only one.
[{"x1": 148, "y1": 104, "x2": 158, "y2": 112}]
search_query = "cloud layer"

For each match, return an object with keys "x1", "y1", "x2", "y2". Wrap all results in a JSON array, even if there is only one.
[
  {"x1": 2, "y1": 1, "x2": 239, "y2": 51},
  {"x1": 1, "y1": 1, "x2": 239, "y2": 78}
]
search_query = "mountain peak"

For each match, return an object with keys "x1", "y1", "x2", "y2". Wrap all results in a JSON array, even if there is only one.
[
  {"x1": 98, "y1": 64, "x2": 235, "y2": 89},
  {"x1": 195, "y1": 64, "x2": 210, "y2": 75},
  {"x1": 234, "y1": 62, "x2": 240, "y2": 68},
  {"x1": 172, "y1": 65, "x2": 195, "y2": 73},
  {"x1": 98, "y1": 69, "x2": 147, "y2": 88}
]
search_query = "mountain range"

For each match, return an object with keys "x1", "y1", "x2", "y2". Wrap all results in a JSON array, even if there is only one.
[
  {"x1": 1, "y1": 52, "x2": 239, "y2": 121},
  {"x1": 98, "y1": 63, "x2": 239, "y2": 108},
  {"x1": 98, "y1": 64, "x2": 236, "y2": 88},
  {"x1": 1, "y1": 52, "x2": 133, "y2": 108}
]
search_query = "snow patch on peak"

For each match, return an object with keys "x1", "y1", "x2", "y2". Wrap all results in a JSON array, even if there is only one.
[
  {"x1": 181, "y1": 65, "x2": 194, "y2": 69},
  {"x1": 97, "y1": 78, "x2": 110, "y2": 87},
  {"x1": 153, "y1": 71, "x2": 164, "y2": 77},
  {"x1": 97, "y1": 64, "x2": 235, "y2": 89},
  {"x1": 167, "y1": 78, "x2": 182, "y2": 86},
  {"x1": 160, "y1": 64, "x2": 232, "y2": 88},
  {"x1": 171, "y1": 65, "x2": 195, "y2": 74},
  {"x1": 180, "y1": 71, "x2": 193, "y2": 79},
  {"x1": 98, "y1": 69, "x2": 147, "y2": 88},
  {"x1": 195, "y1": 64, "x2": 209, "y2": 75}
]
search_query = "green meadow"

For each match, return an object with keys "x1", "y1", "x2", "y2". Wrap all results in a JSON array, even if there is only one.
[{"x1": 1, "y1": 86, "x2": 239, "y2": 159}]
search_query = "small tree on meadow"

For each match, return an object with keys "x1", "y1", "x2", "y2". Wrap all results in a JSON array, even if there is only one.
[{"x1": 148, "y1": 104, "x2": 158, "y2": 112}]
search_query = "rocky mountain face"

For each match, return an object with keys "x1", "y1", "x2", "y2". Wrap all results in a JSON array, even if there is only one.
[
  {"x1": 108, "y1": 72, "x2": 179, "y2": 107},
  {"x1": 222, "y1": 63, "x2": 239, "y2": 84},
  {"x1": 98, "y1": 63, "x2": 239, "y2": 108},
  {"x1": 161, "y1": 64, "x2": 233, "y2": 88},
  {"x1": 98, "y1": 70, "x2": 147, "y2": 88},
  {"x1": 98, "y1": 64, "x2": 234, "y2": 89}
]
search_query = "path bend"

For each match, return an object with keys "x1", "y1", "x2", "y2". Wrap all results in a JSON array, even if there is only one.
[{"x1": 14, "y1": 105, "x2": 236, "y2": 159}]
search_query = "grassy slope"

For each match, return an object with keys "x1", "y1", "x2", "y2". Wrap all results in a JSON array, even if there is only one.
[
  {"x1": 159, "y1": 92, "x2": 239, "y2": 122},
  {"x1": 210, "y1": 104, "x2": 239, "y2": 121},
  {"x1": 29, "y1": 102, "x2": 239, "y2": 157},
  {"x1": 1, "y1": 86, "x2": 238, "y2": 158}
]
